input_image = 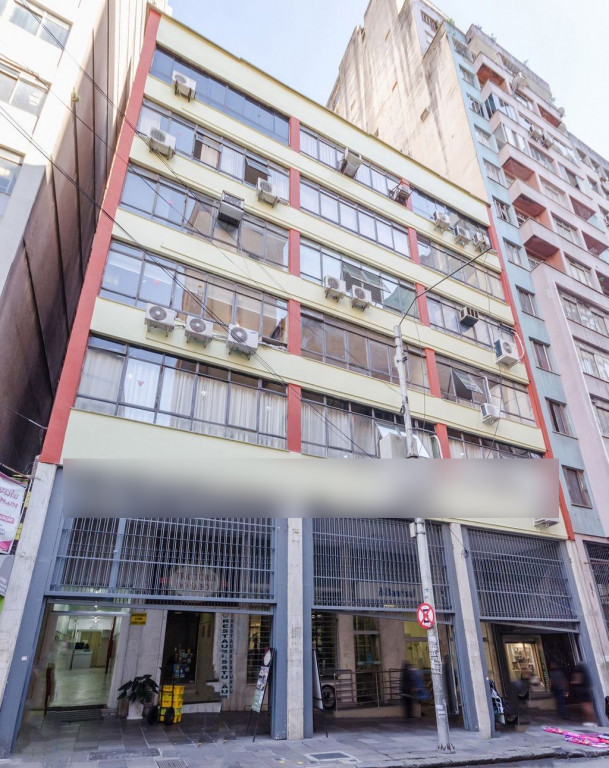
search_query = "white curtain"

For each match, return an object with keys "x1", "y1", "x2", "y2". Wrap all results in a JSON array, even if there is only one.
[
  {"x1": 193, "y1": 377, "x2": 227, "y2": 430},
  {"x1": 121, "y1": 359, "x2": 159, "y2": 423},
  {"x1": 79, "y1": 349, "x2": 122, "y2": 401},
  {"x1": 258, "y1": 391, "x2": 286, "y2": 448},
  {"x1": 219, "y1": 146, "x2": 245, "y2": 179},
  {"x1": 227, "y1": 384, "x2": 257, "y2": 442},
  {"x1": 159, "y1": 368, "x2": 195, "y2": 424},
  {"x1": 301, "y1": 402, "x2": 325, "y2": 454}
]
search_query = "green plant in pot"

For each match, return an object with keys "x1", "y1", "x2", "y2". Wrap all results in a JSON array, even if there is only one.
[{"x1": 118, "y1": 674, "x2": 159, "y2": 720}]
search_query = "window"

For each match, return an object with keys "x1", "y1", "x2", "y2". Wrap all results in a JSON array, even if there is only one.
[
  {"x1": 312, "y1": 613, "x2": 337, "y2": 674},
  {"x1": 8, "y1": 0, "x2": 69, "y2": 48},
  {"x1": 518, "y1": 288, "x2": 538, "y2": 316},
  {"x1": 540, "y1": 178, "x2": 566, "y2": 206},
  {"x1": 528, "y1": 254, "x2": 542, "y2": 270},
  {"x1": 120, "y1": 166, "x2": 288, "y2": 270},
  {"x1": 494, "y1": 124, "x2": 528, "y2": 154},
  {"x1": 453, "y1": 38, "x2": 471, "y2": 60},
  {"x1": 427, "y1": 293, "x2": 514, "y2": 350},
  {"x1": 561, "y1": 294, "x2": 608, "y2": 335},
  {"x1": 101, "y1": 241, "x2": 288, "y2": 346},
  {"x1": 547, "y1": 400, "x2": 572, "y2": 436},
  {"x1": 299, "y1": 239, "x2": 418, "y2": 318},
  {"x1": 563, "y1": 467, "x2": 591, "y2": 507},
  {"x1": 76, "y1": 338, "x2": 287, "y2": 449},
  {"x1": 475, "y1": 126, "x2": 492, "y2": 149},
  {"x1": 485, "y1": 94, "x2": 517, "y2": 121},
  {"x1": 593, "y1": 400, "x2": 609, "y2": 438},
  {"x1": 559, "y1": 165, "x2": 581, "y2": 190},
  {"x1": 448, "y1": 429, "x2": 541, "y2": 459},
  {"x1": 553, "y1": 216, "x2": 578, "y2": 244},
  {"x1": 150, "y1": 48, "x2": 289, "y2": 144},
  {"x1": 504, "y1": 240, "x2": 525, "y2": 267},
  {"x1": 410, "y1": 188, "x2": 489, "y2": 242},
  {"x1": 566, "y1": 259, "x2": 592, "y2": 287},
  {"x1": 0, "y1": 63, "x2": 46, "y2": 115},
  {"x1": 0, "y1": 148, "x2": 21, "y2": 216},
  {"x1": 301, "y1": 310, "x2": 427, "y2": 388},
  {"x1": 484, "y1": 161, "x2": 504, "y2": 185},
  {"x1": 300, "y1": 180, "x2": 409, "y2": 255},
  {"x1": 577, "y1": 343, "x2": 609, "y2": 381},
  {"x1": 468, "y1": 95, "x2": 484, "y2": 117},
  {"x1": 460, "y1": 67, "x2": 476, "y2": 86},
  {"x1": 246, "y1": 615, "x2": 271, "y2": 683},
  {"x1": 421, "y1": 11, "x2": 438, "y2": 30},
  {"x1": 529, "y1": 145, "x2": 554, "y2": 171},
  {"x1": 531, "y1": 340, "x2": 553, "y2": 372},
  {"x1": 494, "y1": 198, "x2": 512, "y2": 223}
]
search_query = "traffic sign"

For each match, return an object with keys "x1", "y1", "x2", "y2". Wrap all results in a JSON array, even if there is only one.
[{"x1": 417, "y1": 602, "x2": 435, "y2": 629}]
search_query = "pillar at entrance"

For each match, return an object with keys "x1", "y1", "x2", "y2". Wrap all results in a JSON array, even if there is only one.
[{"x1": 286, "y1": 518, "x2": 304, "y2": 740}]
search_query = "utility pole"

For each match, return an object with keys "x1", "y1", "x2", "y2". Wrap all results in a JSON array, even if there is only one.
[{"x1": 393, "y1": 325, "x2": 454, "y2": 752}]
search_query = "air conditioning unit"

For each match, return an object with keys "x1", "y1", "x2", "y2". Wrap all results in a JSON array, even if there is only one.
[
  {"x1": 339, "y1": 148, "x2": 362, "y2": 178},
  {"x1": 350, "y1": 286, "x2": 372, "y2": 310},
  {"x1": 432, "y1": 210, "x2": 452, "y2": 232},
  {"x1": 454, "y1": 224, "x2": 472, "y2": 246},
  {"x1": 472, "y1": 231, "x2": 491, "y2": 252},
  {"x1": 256, "y1": 178, "x2": 280, "y2": 206},
  {"x1": 145, "y1": 304, "x2": 176, "y2": 334},
  {"x1": 172, "y1": 71, "x2": 196, "y2": 100},
  {"x1": 493, "y1": 338, "x2": 519, "y2": 367},
  {"x1": 541, "y1": 133, "x2": 554, "y2": 149},
  {"x1": 534, "y1": 518, "x2": 560, "y2": 528},
  {"x1": 218, "y1": 191, "x2": 244, "y2": 225},
  {"x1": 529, "y1": 126, "x2": 544, "y2": 142},
  {"x1": 226, "y1": 325, "x2": 259, "y2": 357},
  {"x1": 459, "y1": 306, "x2": 479, "y2": 327},
  {"x1": 389, "y1": 181, "x2": 411, "y2": 204},
  {"x1": 481, "y1": 402, "x2": 501, "y2": 425},
  {"x1": 323, "y1": 275, "x2": 347, "y2": 300},
  {"x1": 147, "y1": 126, "x2": 176, "y2": 159},
  {"x1": 557, "y1": 106, "x2": 566, "y2": 118},
  {"x1": 600, "y1": 174, "x2": 609, "y2": 184},
  {"x1": 185, "y1": 316, "x2": 213, "y2": 345},
  {"x1": 512, "y1": 72, "x2": 528, "y2": 93},
  {"x1": 603, "y1": 213, "x2": 609, "y2": 228}
]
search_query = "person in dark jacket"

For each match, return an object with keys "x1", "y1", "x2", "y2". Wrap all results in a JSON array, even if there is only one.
[
  {"x1": 570, "y1": 662, "x2": 597, "y2": 726},
  {"x1": 549, "y1": 662, "x2": 568, "y2": 719}
]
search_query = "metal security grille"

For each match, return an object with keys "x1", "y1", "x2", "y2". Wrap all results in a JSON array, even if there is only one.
[
  {"x1": 585, "y1": 542, "x2": 609, "y2": 631},
  {"x1": 468, "y1": 529, "x2": 575, "y2": 621},
  {"x1": 312, "y1": 519, "x2": 451, "y2": 611},
  {"x1": 50, "y1": 517, "x2": 275, "y2": 602}
]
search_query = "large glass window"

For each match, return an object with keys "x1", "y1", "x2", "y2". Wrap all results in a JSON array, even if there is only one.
[
  {"x1": 0, "y1": 62, "x2": 46, "y2": 115},
  {"x1": 427, "y1": 294, "x2": 513, "y2": 350},
  {"x1": 8, "y1": 0, "x2": 69, "y2": 47},
  {"x1": 410, "y1": 189, "x2": 489, "y2": 242},
  {"x1": 75, "y1": 338, "x2": 287, "y2": 449},
  {"x1": 563, "y1": 467, "x2": 591, "y2": 507},
  {"x1": 448, "y1": 429, "x2": 541, "y2": 459},
  {"x1": 418, "y1": 236, "x2": 504, "y2": 299},
  {"x1": 577, "y1": 343, "x2": 609, "y2": 381},
  {"x1": 561, "y1": 293, "x2": 608, "y2": 336},
  {"x1": 0, "y1": 148, "x2": 21, "y2": 216},
  {"x1": 150, "y1": 48, "x2": 289, "y2": 144}
]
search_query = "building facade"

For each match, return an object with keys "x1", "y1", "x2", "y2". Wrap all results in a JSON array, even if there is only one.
[{"x1": 0, "y1": 5, "x2": 605, "y2": 755}]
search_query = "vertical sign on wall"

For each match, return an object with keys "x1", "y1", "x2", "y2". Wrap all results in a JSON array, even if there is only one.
[
  {"x1": 219, "y1": 613, "x2": 234, "y2": 698},
  {"x1": 0, "y1": 473, "x2": 27, "y2": 554}
]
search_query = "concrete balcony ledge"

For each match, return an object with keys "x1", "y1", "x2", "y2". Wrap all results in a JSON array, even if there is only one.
[{"x1": 518, "y1": 217, "x2": 561, "y2": 257}]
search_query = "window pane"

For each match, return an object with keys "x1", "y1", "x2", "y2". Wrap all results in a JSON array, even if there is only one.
[
  {"x1": 140, "y1": 263, "x2": 173, "y2": 306},
  {"x1": 320, "y1": 192, "x2": 339, "y2": 222},
  {"x1": 39, "y1": 17, "x2": 69, "y2": 48},
  {"x1": 264, "y1": 230, "x2": 288, "y2": 268},
  {"x1": 0, "y1": 71, "x2": 16, "y2": 103},
  {"x1": 300, "y1": 183, "x2": 319, "y2": 214},
  {"x1": 302, "y1": 316, "x2": 323, "y2": 358},
  {"x1": 207, "y1": 283, "x2": 233, "y2": 329},
  {"x1": 11, "y1": 80, "x2": 45, "y2": 114},
  {"x1": 339, "y1": 201, "x2": 358, "y2": 231},
  {"x1": 122, "y1": 172, "x2": 155, "y2": 213},
  {"x1": 262, "y1": 301, "x2": 287, "y2": 343},
  {"x1": 325, "y1": 325, "x2": 347, "y2": 364},
  {"x1": 159, "y1": 368, "x2": 195, "y2": 417},
  {"x1": 241, "y1": 220, "x2": 264, "y2": 259},
  {"x1": 228, "y1": 384, "x2": 257, "y2": 430},
  {"x1": 300, "y1": 244, "x2": 321, "y2": 281},
  {"x1": 103, "y1": 250, "x2": 141, "y2": 298},
  {"x1": 10, "y1": 5, "x2": 40, "y2": 35},
  {"x1": 358, "y1": 211, "x2": 376, "y2": 240},
  {"x1": 79, "y1": 348, "x2": 123, "y2": 401},
  {"x1": 219, "y1": 146, "x2": 245, "y2": 179},
  {"x1": 122, "y1": 358, "x2": 160, "y2": 408},
  {"x1": 235, "y1": 292, "x2": 261, "y2": 331}
]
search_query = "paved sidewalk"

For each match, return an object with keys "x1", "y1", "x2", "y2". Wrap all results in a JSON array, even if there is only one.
[{"x1": 3, "y1": 712, "x2": 608, "y2": 768}]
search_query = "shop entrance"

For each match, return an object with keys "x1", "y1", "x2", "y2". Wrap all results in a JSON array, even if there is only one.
[{"x1": 162, "y1": 611, "x2": 219, "y2": 704}]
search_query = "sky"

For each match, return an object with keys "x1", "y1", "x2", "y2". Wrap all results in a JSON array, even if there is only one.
[{"x1": 169, "y1": 0, "x2": 609, "y2": 160}]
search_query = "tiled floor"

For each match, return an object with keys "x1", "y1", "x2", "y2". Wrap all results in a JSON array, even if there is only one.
[{"x1": 50, "y1": 667, "x2": 112, "y2": 708}]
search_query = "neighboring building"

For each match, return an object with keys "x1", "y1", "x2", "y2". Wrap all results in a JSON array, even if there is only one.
[
  {"x1": 0, "y1": 5, "x2": 604, "y2": 756},
  {"x1": 328, "y1": 0, "x2": 609, "y2": 707},
  {"x1": 0, "y1": 0, "x2": 169, "y2": 475}
]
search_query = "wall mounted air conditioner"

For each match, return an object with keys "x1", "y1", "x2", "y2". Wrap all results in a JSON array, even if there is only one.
[
  {"x1": 185, "y1": 316, "x2": 214, "y2": 345},
  {"x1": 147, "y1": 127, "x2": 176, "y2": 159},
  {"x1": 541, "y1": 133, "x2": 555, "y2": 149},
  {"x1": 226, "y1": 325, "x2": 259, "y2": 356},
  {"x1": 603, "y1": 214, "x2": 609, "y2": 228},
  {"x1": 256, "y1": 178, "x2": 280, "y2": 206},
  {"x1": 529, "y1": 126, "x2": 544, "y2": 142},
  {"x1": 172, "y1": 71, "x2": 196, "y2": 100},
  {"x1": 323, "y1": 275, "x2": 347, "y2": 300},
  {"x1": 339, "y1": 148, "x2": 362, "y2": 178},
  {"x1": 389, "y1": 181, "x2": 411, "y2": 204},
  {"x1": 432, "y1": 211, "x2": 452, "y2": 232},
  {"x1": 493, "y1": 338, "x2": 519, "y2": 367},
  {"x1": 481, "y1": 402, "x2": 501, "y2": 425},
  {"x1": 145, "y1": 304, "x2": 176, "y2": 334},
  {"x1": 459, "y1": 306, "x2": 479, "y2": 327},
  {"x1": 534, "y1": 518, "x2": 560, "y2": 528},
  {"x1": 350, "y1": 286, "x2": 372, "y2": 310},
  {"x1": 218, "y1": 191, "x2": 244, "y2": 225},
  {"x1": 454, "y1": 224, "x2": 472, "y2": 246},
  {"x1": 472, "y1": 232, "x2": 491, "y2": 252}
]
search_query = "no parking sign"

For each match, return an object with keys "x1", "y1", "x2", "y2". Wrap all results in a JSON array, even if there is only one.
[{"x1": 417, "y1": 602, "x2": 435, "y2": 630}]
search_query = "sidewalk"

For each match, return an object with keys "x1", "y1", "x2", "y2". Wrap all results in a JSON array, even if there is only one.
[{"x1": 3, "y1": 712, "x2": 608, "y2": 768}]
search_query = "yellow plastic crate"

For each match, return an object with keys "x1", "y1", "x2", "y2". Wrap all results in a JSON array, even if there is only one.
[
  {"x1": 159, "y1": 707, "x2": 182, "y2": 724},
  {"x1": 161, "y1": 694, "x2": 184, "y2": 707},
  {"x1": 162, "y1": 685, "x2": 185, "y2": 695}
]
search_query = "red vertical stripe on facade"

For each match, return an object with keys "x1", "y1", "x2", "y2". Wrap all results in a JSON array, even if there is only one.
[
  {"x1": 288, "y1": 229, "x2": 300, "y2": 277},
  {"x1": 415, "y1": 283, "x2": 430, "y2": 326},
  {"x1": 40, "y1": 9, "x2": 162, "y2": 464},
  {"x1": 287, "y1": 384, "x2": 302, "y2": 453},
  {"x1": 425, "y1": 347, "x2": 442, "y2": 398},
  {"x1": 407, "y1": 228, "x2": 420, "y2": 265},
  {"x1": 434, "y1": 423, "x2": 451, "y2": 460},
  {"x1": 289, "y1": 168, "x2": 300, "y2": 210},
  {"x1": 486, "y1": 206, "x2": 574, "y2": 539},
  {"x1": 289, "y1": 116, "x2": 300, "y2": 152},
  {"x1": 288, "y1": 299, "x2": 301, "y2": 356}
]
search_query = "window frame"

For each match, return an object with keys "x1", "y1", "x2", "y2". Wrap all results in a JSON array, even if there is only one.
[{"x1": 563, "y1": 467, "x2": 591, "y2": 507}]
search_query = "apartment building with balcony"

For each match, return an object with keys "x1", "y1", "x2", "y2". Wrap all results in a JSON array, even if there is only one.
[
  {"x1": 328, "y1": 0, "x2": 609, "y2": 701},
  {"x1": 0, "y1": 5, "x2": 605, "y2": 755}
]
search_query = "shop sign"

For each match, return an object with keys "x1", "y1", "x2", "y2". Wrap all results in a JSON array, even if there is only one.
[
  {"x1": 0, "y1": 474, "x2": 27, "y2": 554},
  {"x1": 251, "y1": 647, "x2": 273, "y2": 714},
  {"x1": 219, "y1": 613, "x2": 233, "y2": 698},
  {"x1": 130, "y1": 613, "x2": 147, "y2": 625},
  {"x1": 168, "y1": 566, "x2": 220, "y2": 595}
]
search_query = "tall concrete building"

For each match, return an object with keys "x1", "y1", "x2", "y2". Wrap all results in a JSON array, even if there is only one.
[
  {"x1": 0, "y1": 0, "x2": 169, "y2": 474},
  {"x1": 0, "y1": 5, "x2": 606, "y2": 755},
  {"x1": 329, "y1": 0, "x2": 609, "y2": 687}
]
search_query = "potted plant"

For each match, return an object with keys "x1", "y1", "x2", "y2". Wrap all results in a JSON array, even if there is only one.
[{"x1": 117, "y1": 674, "x2": 159, "y2": 720}]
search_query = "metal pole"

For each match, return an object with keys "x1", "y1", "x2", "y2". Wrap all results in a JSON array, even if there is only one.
[{"x1": 393, "y1": 325, "x2": 454, "y2": 751}]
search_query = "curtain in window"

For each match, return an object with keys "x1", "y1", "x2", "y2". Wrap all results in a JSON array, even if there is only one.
[
  {"x1": 122, "y1": 359, "x2": 159, "y2": 409},
  {"x1": 193, "y1": 377, "x2": 227, "y2": 427},
  {"x1": 318, "y1": 141, "x2": 337, "y2": 168},
  {"x1": 259, "y1": 390, "x2": 286, "y2": 448},
  {"x1": 227, "y1": 383, "x2": 258, "y2": 442},
  {"x1": 302, "y1": 402, "x2": 325, "y2": 452},
  {"x1": 219, "y1": 146, "x2": 244, "y2": 179},
  {"x1": 159, "y1": 367, "x2": 195, "y2": 421},
  {"x1": 79, "y1": 348, "x2": 123, "y2": 401}
]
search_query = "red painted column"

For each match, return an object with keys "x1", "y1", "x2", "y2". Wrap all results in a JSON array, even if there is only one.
[
  {"x1": 425, "y1": 347, "x2": 442, "y2": 399},
  {"x1": 407, "y1": 228, "x2": 420, "y2": 265},
  {"x1": 289, "y1": 116, "x2": 300, "y2": 152},
  {"x1": 288, "y1": 299, "x2": 301, "y2": 356},
  {"x1": 486, "y1": 206, "x2": 574, "y2": 539},
  {"x1": 289, "y1": 168, "x2": 300, "y2": 209},
  {"x1": 287, "y1": 384, "x2": 302, "y2": 453},
  {"x1": 434, "y1": 422, "x2": 451, "y2": 460},
  {"x1": 415, "y1": 283, "x2": 429, "y2": 326},
  {"x1": 288, "y1": 229, "x2": 300, "y2": 277},
  {"x1": 40, "y1": 9, "x2": 162, "y2": 464}
]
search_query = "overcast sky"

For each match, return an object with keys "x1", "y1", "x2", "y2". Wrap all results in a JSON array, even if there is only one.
[{"x1": 170, "y1": 0, "x2": 609, "y2": 160}]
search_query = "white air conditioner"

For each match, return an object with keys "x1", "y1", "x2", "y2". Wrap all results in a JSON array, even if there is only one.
[
  {"x1": 256, "y1": 178, "x2": 280, "y2": 206},
  {"x1": 226, "y1": 324, "x2": 259, "y2": 356},
  {"x1": 389, "y1": 181, "x2": 411, "y2": 204},
  {"x1": 350, "y1": 286, "x2": 372, "y2": 310},
  {"x1": 323, "y1": 275, "x2": 347, "y2": 300},
  {"x1": 218, "y1": 191, "x2": 244, "y2": 225},
  {"x1": 541, "y1": 133, "x2": 554, "y2": 149},
  {"x1": 432, "y1": 210, "x2": 452, "y2": 232},
  {"x1": 145, "y1": 304, "x2": 176, "y2": 333},
  {"x1": 172, "y1": 71, "x2": 196, "y2": 100},
  {"x1": 493, "y1": 338, "x2": 519, "y2": 367},
  {"x1": 454, "y1": 224, "x2": 472, "y2": 246},
  {"x1": 603, "y1": 213, "x2": 609, "y2": 228},
  {"x1": 147, "y1": 126, "x2": 176, "y2": 159},
  {"x1": 481, "y1": 402, "x2": 501, "y2": 425},
  {"x1": 529, "y1": 126, "x2": 544, "y2": 142},
  {"x1": 185, "y1": 316, "x2": 213, "y2": 345},
  {"x1": 534, "y1": 517, "x2": 560, "y2": 528},
  {"x1": 459, "y1": 306, "x2": 479, "y2": 327},
  {"x1": 339, "y1": 148, "x2": 362, "y2": 178},
  {"x1": 472, "y1": 231, "x2": 490, "y2": 252},
  {"x1": 512, "y1": 72, "x2": 528, "y2": 93}
]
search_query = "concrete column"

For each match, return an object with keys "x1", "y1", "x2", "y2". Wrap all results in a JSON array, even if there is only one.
[
  {"x1": 449, "y1": 523, "x2": 492, "y2": 738},
  {"x1": 286, "y1": 518, "x2": 304, "y2": 740}
]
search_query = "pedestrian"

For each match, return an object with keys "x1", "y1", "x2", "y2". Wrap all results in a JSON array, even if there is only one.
[
  {"x1": 400, "y1": 661, "x2": 415, "y2": 719},
  {"x1": 570, "y1": 662, "x2": 597, "y2": 726},
  {"x1": 548, "y1": 662, "x2": 568, "y2": 719}
]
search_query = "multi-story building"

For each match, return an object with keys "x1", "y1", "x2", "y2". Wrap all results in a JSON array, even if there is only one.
[
  {"x1": 0, "y1": 0, "x2": 168, "y2": 475},
  {"x1": 328, "y1": 0, "x2": 609, "y2": 711},
  {"x1": 0, "y1": 3, "x2": 605, "y2": 755}
]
